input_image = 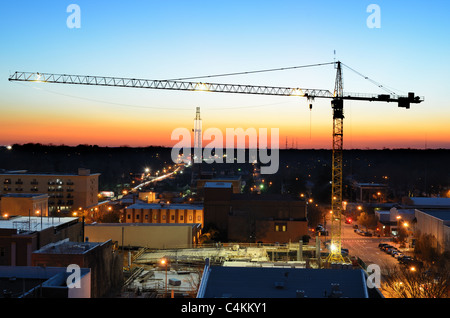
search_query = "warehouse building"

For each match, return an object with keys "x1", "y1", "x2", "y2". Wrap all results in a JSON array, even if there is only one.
[{"x1": 414, "y1": 209, "x2": 450, "y2": 253}]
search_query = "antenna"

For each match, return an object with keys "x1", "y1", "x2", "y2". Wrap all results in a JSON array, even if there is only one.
[{"x1": 334, "y1": 50, "x2": 337, "y2": 69}]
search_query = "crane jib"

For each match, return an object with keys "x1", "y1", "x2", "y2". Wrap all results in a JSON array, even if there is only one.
[{"x1": 8, "y1": 71, "x2": 423, "y2": 106}]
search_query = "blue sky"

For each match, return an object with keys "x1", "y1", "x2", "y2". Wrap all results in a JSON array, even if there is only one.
[{"x1": 0, "y1": 0, "x2": 449, "y2": 148}]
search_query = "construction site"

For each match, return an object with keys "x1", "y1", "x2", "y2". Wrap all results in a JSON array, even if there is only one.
[{"x1": 119, "y1": 239, "x2": 356, "y2": 298}]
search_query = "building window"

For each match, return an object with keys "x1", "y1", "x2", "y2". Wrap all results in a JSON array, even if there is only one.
[
  {"x1": 171, "y1": 215, "x2": 175, "y2": 221},
  {"x1": 162, "y1": 215, "x2": 166, "y2": 220},
  {"x1": 197, "y1": 216, "x2": 202, "y2": 221},
  {"x1": 136, "y1": 214, "x2": 140, "y2": 219},
  {"x1": 180, "y1": 215, "x2": 184, "y2": 221},
  {"x1": 153, "y1": 214, "x2": 157, "y2": 220},
  {"x1": 189, "y1": 215, "x2": 192, "y2": 221},
  {"x1": 275, "y1": 223, "x2": 287, "y2": 232},
  {"x1": 127, "y1": 214, "x2": 131, "y2": 219}
]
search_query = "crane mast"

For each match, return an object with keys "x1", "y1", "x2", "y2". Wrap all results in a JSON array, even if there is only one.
[
  {"x1": 8, "y1": 62, "x2": 423, "y2": 264},
  {"x1": 329, "y1": 61, "x2": 345, "y2": 263}
]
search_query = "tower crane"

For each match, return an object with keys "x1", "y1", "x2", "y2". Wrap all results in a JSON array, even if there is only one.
[{"x1": 8, "y1": 61, "x2": 423, "y2": 264}]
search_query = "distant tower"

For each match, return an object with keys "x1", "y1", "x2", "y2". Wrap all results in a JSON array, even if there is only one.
[
  {"x1": 194, "y1": 106, "x2": 202, "y2": 162},
  {"x1": 192, "y1": 107, "x2": 202, "y2": 185}
]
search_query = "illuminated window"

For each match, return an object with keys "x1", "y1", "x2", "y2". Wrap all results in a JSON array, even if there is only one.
[{"x1": 275, "y1": 223, "x2": 287, "y2": 232}]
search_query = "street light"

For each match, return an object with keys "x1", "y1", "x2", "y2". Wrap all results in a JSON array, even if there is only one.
[{"x1": 160, "y1": 258, "x2": 169, "y2": 297}]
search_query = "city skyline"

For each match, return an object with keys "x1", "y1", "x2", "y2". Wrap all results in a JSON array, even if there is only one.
[{"x1": 0, "y1": 1, "x2": 449, "y2": 149}]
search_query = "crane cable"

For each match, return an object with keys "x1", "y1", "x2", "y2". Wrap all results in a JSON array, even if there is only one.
[
  {"x1": 164, "y1": 62, "x2": 336, "y2": 81},
  {"x1": 340, "y1": 62, "x2": 404, "y2": 95}
]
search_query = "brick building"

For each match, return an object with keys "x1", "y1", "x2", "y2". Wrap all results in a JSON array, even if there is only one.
[
  {"x1": 124, "y1": 203, "x2": 204, "y2": 227},
  {"x1": 204, "y1": 182, "x2": 308, "y2": 243},
  {"x1": 0, "y1": 216, "x2": 83, "y2": 266},
  {"x1": 32, "y1": 239, "x2": 123, "y2": 298},
  {"x1": 0, "y1": 168, "x2": 100, "y2": 214}
]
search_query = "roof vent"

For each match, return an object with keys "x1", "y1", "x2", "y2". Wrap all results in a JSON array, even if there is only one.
[
  {"x1": 274, "y1": 281, "x2": 285, "y2": 289},
  {"x1": 329, "y1": 283, "x2": 343, "y2": 298},
  {"x1": 296, "y1": 290, "x2": 307, "y2": 298}
]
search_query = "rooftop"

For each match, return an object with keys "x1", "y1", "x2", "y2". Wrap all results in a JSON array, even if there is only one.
[
  {"x1": 33, "y1": 239, "x2": 102, "y2": 254},
  {"x1": 0, "y1": 168, "x2": 99, "y2": 177},
  {"x1": 1, "y1": 193, "x2": 48, "y2": 198},
  {"x1": 204, "y1": 182, "x2": 232, "y2": 189},
  {"x1": 126, "y1": 203, "x2": 204, "y2": 210},
  {"x1": 86, "y1": 222, "x2": 201, "y2": 228},
  {"x1": 406, "y1": 197, "x2": 450, "y2": 207},
  {"x1": 0, "y1": 216, "x2": 79, "y2": 233},
  {"x1": 198, "y1": 266, "x2": 369, "y2": 298},
  {"x1": 417, "y1": 209, "x2": 450, "y2": 222}
]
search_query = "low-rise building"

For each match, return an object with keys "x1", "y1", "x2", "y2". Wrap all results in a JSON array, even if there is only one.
[
  {"x1": 0, "y1": 168, "x2": 100, "y2": 214},
  {"x1": 197, "y1": 259, "x2": 372, "y2": 298},
  {"x1": 414, "y1": 209, "x2": 450, "y2": 253},
  {"x1": 32, "y1": 239, "x2": 123, "y2": 298},
  {"x1": 0, "y1": 265, "x2": 91, "y2": 298},
  {"x1": 125, "y1": 203, "x2": 204, "y2": 227},
  {"x1": 204, "y1": 183, "x2": 308, "y2": 243},
  {"x1": 84, "y1": 223, "x2": 202, "y2": 249},
  {"x1": 0, "y1": 193, "x2": 49, "y2": 217},
  {"x1": 0, "y1": 216, "x2": 83, "y2": 266}
]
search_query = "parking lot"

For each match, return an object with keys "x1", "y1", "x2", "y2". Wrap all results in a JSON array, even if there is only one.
[{"x1": 319, "y1": 220, "x2": 417, "y2": 274}]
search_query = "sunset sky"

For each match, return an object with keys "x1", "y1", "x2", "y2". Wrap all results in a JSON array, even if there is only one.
[{"x1": 0, "y1": 0, "x2": 449, "y2": 149}]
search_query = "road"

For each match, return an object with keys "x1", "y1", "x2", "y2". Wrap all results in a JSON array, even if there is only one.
[
  {"x1": 341, "y1": 223, "x2": 398, "y2": 271},
  {"x1": 130, "y1": 164, "x2": 184, "y2": 193},
  {"x1": 323, "y1": 220, "x2": 411, "y2": 273}
]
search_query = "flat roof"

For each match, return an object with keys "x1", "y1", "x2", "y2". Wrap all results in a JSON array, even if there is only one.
[
  {"x1": 355, "y1": 183, "x2": 387, "y2": 187},
  {"x1": 204, "y1": 182, "x2": 232, "y2": 188},
  {"x1": 126, "y1": 203, "x2": 203, "y2": 210},
  {"x1": 409, "y1": 197, "x2": 450, "y2": 206},
  {"x1": 0, "y1": 216, "x2": 79, "y2": 233},
  {"x1": 2, "y1": 193, "x2": 48, "y2": 198},
  {"x1": 199, "y1": 266, "x2": 368, "y2": 298},
  {"x1": 416, "y1": 209, "x2": 450, "y2": 222},
  {"x1": 0, "y1": 172, "x2": 100, "y2": 177},
  {"x1": 33, "y1": 240, "x2": 103, "y2": 254},
  {"x1": 86, "y1": 222, "x2": 201, "y2": 228}
]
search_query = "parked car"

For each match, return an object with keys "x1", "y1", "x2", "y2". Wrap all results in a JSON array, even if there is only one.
[
  {"x1": 363, "y1": 231, "x2": 373, "y2": 237},
  {"x1": 378, "y1": 243, "x2": 389, "y2": 249},
  {"x1": 387, "y1": 247, "x2": 399, "y2": 255},
  {"x1": 390, "y1": 249, "x2": 400, "y2": 257},
  {"x1": 394, "y1": 252, "x2": 404, "y2": 259},
  {"x1": 353, "y1": 224, "x2": 359, "y2": 229},
  {"x1": 382, "y1": 245, "x2": 394, "y2": 251},
  {"x1": 398, "y1": 256, "x2": 413, "y2": 264}
]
